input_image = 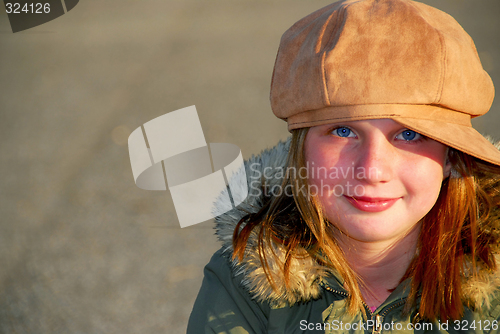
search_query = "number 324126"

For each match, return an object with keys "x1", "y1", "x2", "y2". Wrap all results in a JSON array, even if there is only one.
[
  {"x1": 5, "y1": 3, "x2": 50, "y2": 14},
  {"x1": 453, "y1": 320, "x2": 499, "y2": 331}
]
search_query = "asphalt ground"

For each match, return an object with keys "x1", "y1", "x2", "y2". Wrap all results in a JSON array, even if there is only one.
[{"x1": 0, "y1": 0, "x2": 499, "y2": 333}]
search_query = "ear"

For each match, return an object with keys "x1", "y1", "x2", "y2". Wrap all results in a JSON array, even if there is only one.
[{"x1": 443, "y1": 148, "x2": 452, "y2": 179}]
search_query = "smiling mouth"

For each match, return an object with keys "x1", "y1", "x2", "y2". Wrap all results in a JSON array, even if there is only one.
[{"x1": 344, "y1": 196, "x2": 400, "y2": 212}]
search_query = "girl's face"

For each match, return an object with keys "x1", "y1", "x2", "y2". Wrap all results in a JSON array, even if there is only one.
[{"x1": 305, "y1": 119, "x2": 451, "y2": 245}]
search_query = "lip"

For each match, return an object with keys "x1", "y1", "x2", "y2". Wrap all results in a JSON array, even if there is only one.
[{"x1": 344, "y1": 196, "x2": 400, "y2": 212}]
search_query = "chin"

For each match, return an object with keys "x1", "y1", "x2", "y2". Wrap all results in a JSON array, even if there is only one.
[{"x1": 343, "y1": 232, "x2": 396, "y2": 244}]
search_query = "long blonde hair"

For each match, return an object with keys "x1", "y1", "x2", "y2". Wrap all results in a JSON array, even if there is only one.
[{"x1": 233, "y1": 128, "x2": 500, "y2": 321}]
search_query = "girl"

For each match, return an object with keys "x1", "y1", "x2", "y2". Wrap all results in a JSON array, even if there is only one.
[{"x1": 188, "y1": 0, "x2": 500, "y2": 332}]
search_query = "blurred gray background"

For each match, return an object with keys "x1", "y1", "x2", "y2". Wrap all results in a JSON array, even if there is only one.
[{"x1": 0, "y1": 0, "x2": 498, "y2": 333}]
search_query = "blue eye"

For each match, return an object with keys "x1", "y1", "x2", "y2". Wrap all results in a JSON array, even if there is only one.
[
  {"x1": 396, "y1": 129, "x2": 421, "y2": 141},
  {"x1": 333, "y1": 127, "x2": 354, "y2": 138}
]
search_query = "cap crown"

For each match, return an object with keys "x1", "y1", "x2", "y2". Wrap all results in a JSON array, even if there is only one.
[{"x1": 270, "y1": 0, "x2": 494, "y2": 122}]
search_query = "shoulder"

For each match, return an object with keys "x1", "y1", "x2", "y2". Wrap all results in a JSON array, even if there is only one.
[
  {"x1": 202, "y1": 248, "x2": 255, "y2": 299},
  {"x1": 211, "y1": 138, "x2": 330, "y2": 306},
  {"x1": 481, "y1": 280, "x2": 500, "y2": 321},
  {"x1": 187, "y1": 248, "x2": 270, "y2": 333},
  {"x1": 463, "y1": 256, "x2": 500, "y2": 321},
  {"x1": 199, "y1": 248, "x2": 260, "y2": 303}
]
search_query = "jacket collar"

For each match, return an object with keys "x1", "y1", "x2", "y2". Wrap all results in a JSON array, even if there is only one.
[{"x1": 213, "y1": 138, "x2": 500, "y2": 309}]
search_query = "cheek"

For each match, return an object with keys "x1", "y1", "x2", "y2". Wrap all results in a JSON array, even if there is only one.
[
  {"x1": 306, "y1": 148, "x2": 349, "y2": 186},
  {"x1": 403, "y1": 159, "x2": 445, "y2": 209},
  {"x1": 401, "y1": 142, "x2": 448, "y2": 204},
  {"x1": 306, "y1": 151, "x2": 349, "y2": 215}
]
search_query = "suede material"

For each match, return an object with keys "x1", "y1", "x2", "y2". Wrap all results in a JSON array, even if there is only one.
[
  {"x1": 270, "y1": 0, "x2": 500, "y2": 165},
  {"x1": 287, "y1": 104, "x2": 472, "y2": 128}
]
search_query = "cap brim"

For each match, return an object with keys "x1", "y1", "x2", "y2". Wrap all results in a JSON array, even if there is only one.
[
  {"x1": 286, "y1": 103, "x2": 500, "y2": 166},
  {"x1": 393, "y1": 116, "x2": 500, "y2": 166}
]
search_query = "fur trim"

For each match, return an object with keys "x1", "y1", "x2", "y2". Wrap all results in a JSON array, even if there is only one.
[
  {"x1": 213, "y1": 137, "x2": 500, "y2": 308},
  {"x1": 213, "y1": 138, "x2": 330, "y2": 305},
  {"x1": 461, "y1": 255, "x2": 500, "y2": 310}
]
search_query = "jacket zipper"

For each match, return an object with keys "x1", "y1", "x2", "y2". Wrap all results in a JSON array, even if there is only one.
[
  {"x1": 322, "y1": 284, "x2": 349, "y2": 298},
  {"x1": 371, "y1": 299, "x2": 406, "y2": 334},
  {"x1": 322, "y1": 283, "x2": 407, "y2": 334}
]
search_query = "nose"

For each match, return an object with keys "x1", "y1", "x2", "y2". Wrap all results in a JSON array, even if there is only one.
[{"x1": 354, "y1": 135, "x2": 395, "y2": 184}]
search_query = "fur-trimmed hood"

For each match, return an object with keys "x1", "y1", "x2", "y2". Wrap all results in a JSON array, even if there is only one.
[{"x1": 212, "y1": 138, "x2": 500, "y2": 310}]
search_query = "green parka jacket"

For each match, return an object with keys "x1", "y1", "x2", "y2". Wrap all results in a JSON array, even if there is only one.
[{"x1": 187, "y1": 139, "x2": 500, "y2": 333}]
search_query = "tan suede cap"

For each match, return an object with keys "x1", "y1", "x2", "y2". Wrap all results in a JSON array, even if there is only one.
[{"x1": 270, "y1": 0, "x2": 500, "y2": 166}]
